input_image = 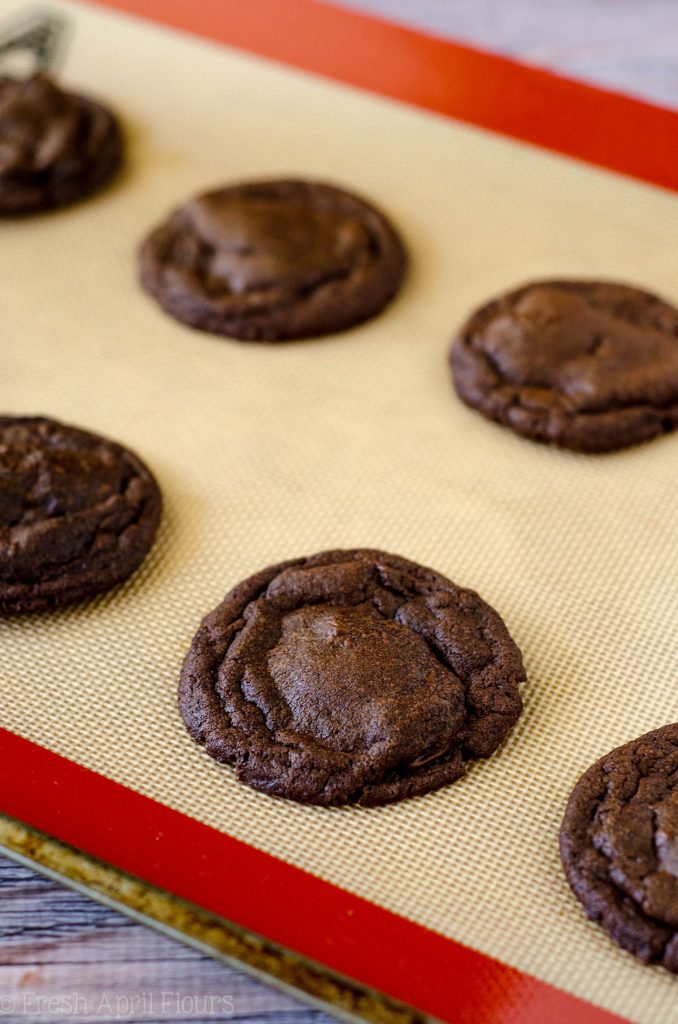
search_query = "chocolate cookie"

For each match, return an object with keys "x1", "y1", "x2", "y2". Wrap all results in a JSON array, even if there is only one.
[
  {"x1": 179, "y1": 549, "x2": 525, "y2": 806},
  {"x1": 139, "y1": 179, "x2": 407, "y2": 341},
  {"x1": 0, "y1": 417, "x2": 161, "y2": 614},
  {"x1": 450, "y1": 280, "x2": 678, "y2": 452},
  {"x1": 560, "y1": 724, "x2": 678, "y2": 971},
  {"x1": 0, "y1": 74, "x2": 122, "y2": 214}
]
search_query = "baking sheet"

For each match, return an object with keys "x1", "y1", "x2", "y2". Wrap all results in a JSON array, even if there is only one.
[
  {"x1": 0, "y1": 817, "x2": 409, "y2": 1024},
  {"x1": 2, "y1": 1, "x2": 678, "y2": 1021}
]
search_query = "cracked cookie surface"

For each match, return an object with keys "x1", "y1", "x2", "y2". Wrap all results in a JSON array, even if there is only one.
[
  {"x1": 0, "y1": 417, "x2": 161, "y2": 614},
  {"x1": 450, "y1": 280, "x2": 678, "y2": 452},
  {"x1": 179, "y1": 549, "x2": 525, "y2": 806},
  {"x1": 139, "y1": 179, "x2": 407, "y2": 341},
  {"x1": 0, "y1": 74, "x2": 122, "y2": 214},
  {"x1": 560, "y1": 724, "x2": 678, "y2": 971}
]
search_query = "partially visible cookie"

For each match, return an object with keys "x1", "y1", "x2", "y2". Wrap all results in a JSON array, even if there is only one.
[
  {"x1": 0, "y1": 74, "x2": 122, "y2": 214},
  {"x1": 450, "y1": 280, "x2": 678, "y2": 452},
  {"x1": 179, "y1": 548, "x2": 525, "y2": 806},
  {"x1": 139, "y1": 179, "x2": 407, "y2": 341},
  {"x1": 560, "y1": 724, "x2": 678, "y2": 971},
  {"x1": 0, "y1": 417, "x2": 161, "y2": 614}
]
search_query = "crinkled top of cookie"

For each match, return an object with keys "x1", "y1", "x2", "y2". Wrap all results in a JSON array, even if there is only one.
[
  {"x1": 451, "y1": 280, "x2": 678, "y2": 451},
  {"x1": 184, "y1": 190, "x2": 372, "y2": 295},
  {"x1": 0, "y1": 74, "x2": 121, "y2": 212},
  {"x1": 179, "y1": 548, "x2": 525, "y2": 806},
  {"x1": 561, "y1": 724, "x2": 678, "y2": 971},
  {"x1": 0, "y1": 417, "x2": 161, "y2": 613},
  {"x1": 0, "y1": 74, "x2": 82, "y2": 173}
]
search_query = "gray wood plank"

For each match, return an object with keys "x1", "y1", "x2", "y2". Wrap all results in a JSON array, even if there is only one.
[
  {"x1": 334, "y1": 0, "x2": 678, "y2": 108},
  {"x1": 0, "y1": 857, "x2": 333, "y2": 1022}
]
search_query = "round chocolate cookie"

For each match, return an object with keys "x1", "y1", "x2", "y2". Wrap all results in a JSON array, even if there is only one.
[
  {"x1": 0, "y1": 417, "x2": 161, "y2": 614},
  {"x1": 0, "y1": 74, "x2": 122, "y2": 214},
  {"x1": 139, "y1": 179, "x2": 407, "y2": 341},
  {"x1": 450, "y1": 280, "x2": 678, "y2": 452},
  {"x1": 179, "y1": 549, "x2": 525, "y2": 806},
  {"x1": 560, "y1": 724, "x2": 678, "y2": 971}
]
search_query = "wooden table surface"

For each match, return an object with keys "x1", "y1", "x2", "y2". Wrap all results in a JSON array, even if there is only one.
[{"x1": 1, "y1": 2, "x2": 674, "y2": 1021}]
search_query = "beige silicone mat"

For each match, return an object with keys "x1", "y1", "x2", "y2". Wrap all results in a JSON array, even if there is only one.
[{"x1": 2, "y1": 1, "x2": 678, "y2": 1020}]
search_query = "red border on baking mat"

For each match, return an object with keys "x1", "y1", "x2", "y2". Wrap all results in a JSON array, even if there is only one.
[
  {"x1": 80, "y1": 0, "x2": 678, "y2": 193},
  {"x1": 4, "y1": 0, "x2": 673, "y2": 1020},
  {"x1": 0, "y1": 729, "x2": 624, "y2": 1024}
]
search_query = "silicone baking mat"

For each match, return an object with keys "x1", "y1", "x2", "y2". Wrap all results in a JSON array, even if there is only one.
[{"x1": 2, "y1": 1, "x2": 678, "y2": 1021}]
